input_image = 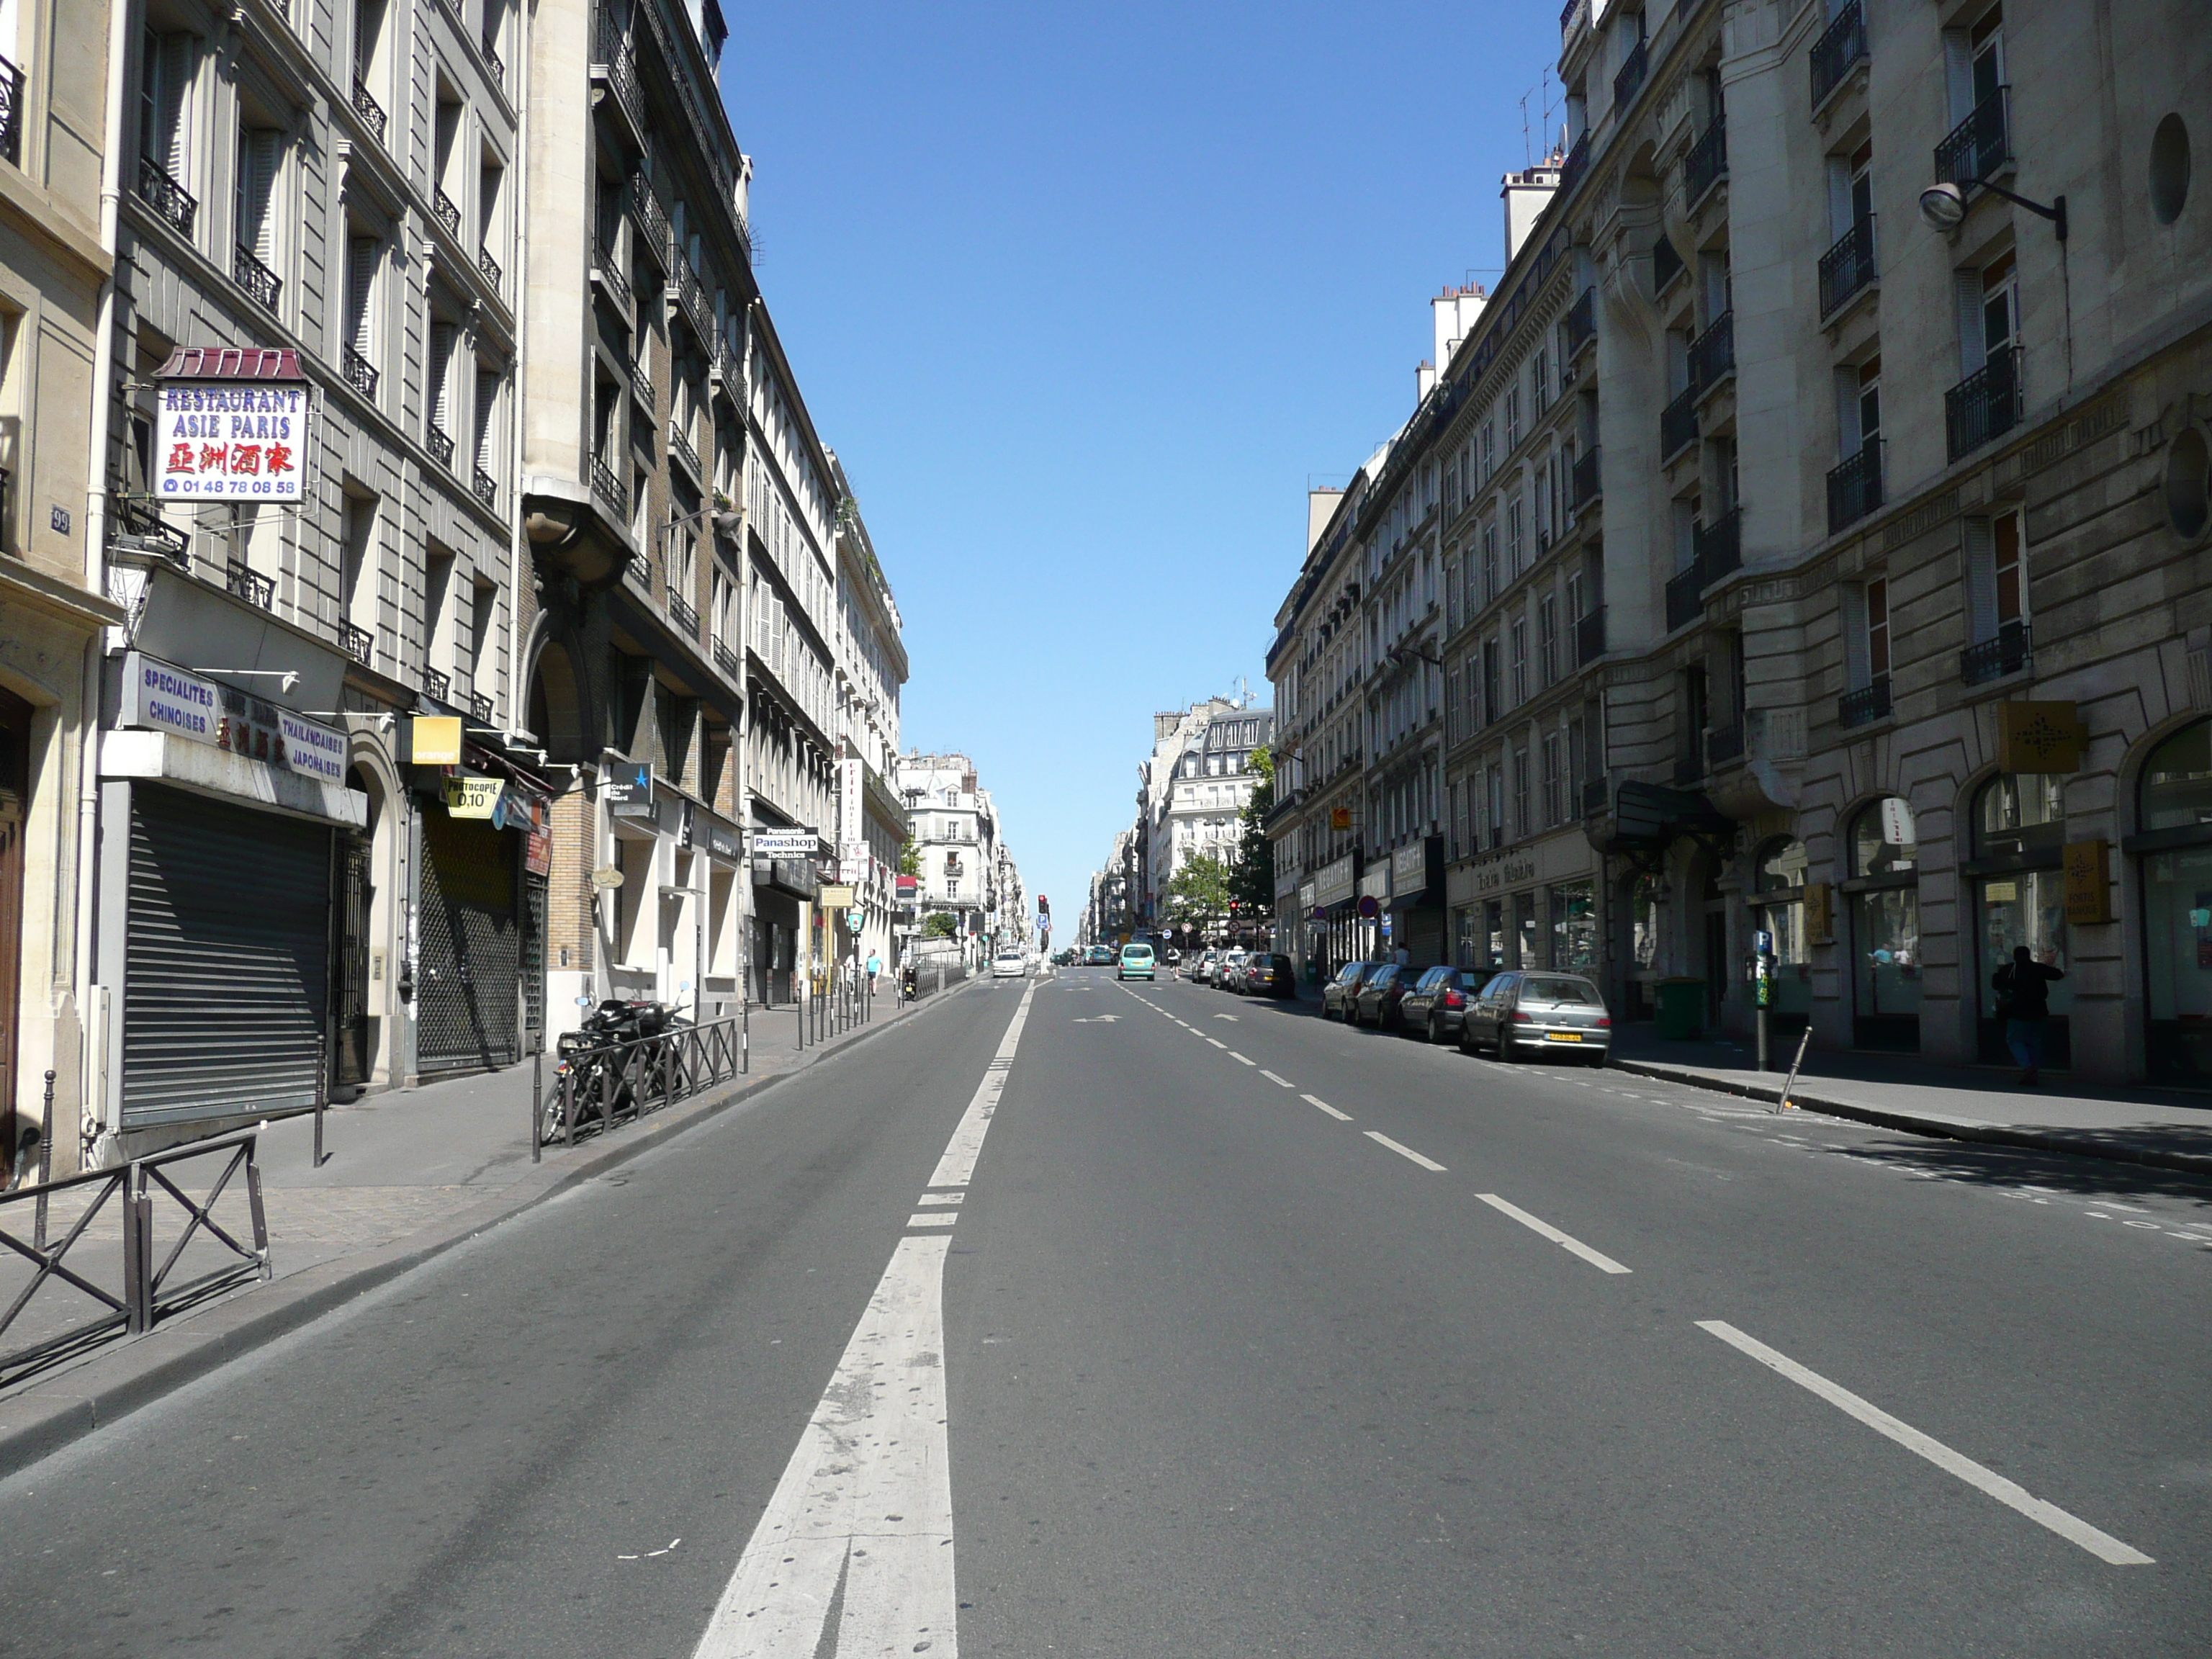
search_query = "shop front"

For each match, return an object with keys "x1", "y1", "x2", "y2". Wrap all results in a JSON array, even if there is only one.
[
  {"x1": 699, "y1": 810, "x2": 745, "y2": 1022},
  {"x1": 1312, "y1": 853, "x2": 1360, "y2": 975},
  {"x1": 1749, "y1": 836, "x2": 1812, "y2": 1035},
  {"x1": 1387, "y1": 837, "x2": 1446, "y2": 968},
  {"x1": 1966, "y1": 772, "x2": 2072, "y2": 1068},
  {"x1": 1844, "y1": 796, "x2": 1923, "y2": 1051},
  {"x1": 2135, "y1": 717, "x2": 2212, "y2": 1083},
  {"x1": 751, "y1": 828, "x2": 822, "y2": 1004},
  {"x1": 1449, "y1": 832, "x2": 1595, "y2": 976},
  {"x1": 1355, "y1": 865, "x2": 1388, "y2": 961}
]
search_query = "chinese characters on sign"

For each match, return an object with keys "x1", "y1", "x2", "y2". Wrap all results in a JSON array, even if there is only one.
[
  {"x1": 120, "y1": 652, "x2": 347, "y2": 782},
  {"x1": 156, "y1": 382, "x2": 311, "y2": 502}
]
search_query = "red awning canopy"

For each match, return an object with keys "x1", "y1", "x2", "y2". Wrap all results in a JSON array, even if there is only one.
[{"x1": 156, "y1": 347, "x2": 307, "y2": 382}]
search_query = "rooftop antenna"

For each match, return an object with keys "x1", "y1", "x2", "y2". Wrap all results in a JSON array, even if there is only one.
[{"x1": 1520, "y1": 89, "x2": 1532, "y2": 166}]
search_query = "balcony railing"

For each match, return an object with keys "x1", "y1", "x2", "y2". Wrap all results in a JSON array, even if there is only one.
[
  {"x1": 1706, "y1": 721, "x2": 1745, "y2": 767},
  {"x1": 482, "y1": 34, "x2": 505, "y2": 88},
  {"x1": 113, "y1": 495, "x2": 189, "y2": 565},
  {"x1": 225, "y1": 561, "x2": 274, "y2": 611},
  {"x1": 594, "y1": 243, "x2": 632, "y2": 311},
  {"x1": 592, "y1": 455, "x2": 628, "y2": 517},
  {"x1": 627, "y1": 173, "x2": 670, "y2": 267},
  {"x1": 1689, "y1": 310, "x2": 1735, "y2": 395},
  {"x1": 138, "y1": 157, "x2": 197, "y2": 236},
  {"x1": 426, "y1": 426, "x2": 454, "y2": 469},
  {"x1": 1935, "y1": 87, "x2": 2009, "y2": 189},
  {"x1": 1575, "y1": 606, "x2": 1606, "y2": 666},
  {"x1": 423, "y1": 667, "x2": 451, "y2": 703},
  {"x1": 1695, "y1": 505, "x2": 1743, "y2": 583},
  {"x1": 353, "y1": 78, "x2": 387, "y2": 145},
  {"x1": 1613, "y1": 36, "x2": 1648, "y2": 110},
  {"x1": 233, "y1": 245, "x2": 282, "y2": 314},
  {"x1": 470, "y1": 691, "x2": 495, "y2": 725},
  {"x1": 629, "y1": 356, "x2": 654, "y2": 413},
  {"x1": 1560, "y1": 0, "x2": 1588, "y2": 49},
  {"x1": 473, "y1": 467, "x2": 498, "y2": 511},
  {"x1": 1810, "y1": 0, "x2": 1867, "y2": 112},
  {"x1": 479, "y1": 246, "x2": 502, "y2": 290},
  {"x1": 1818, "y1": 216, "x2": 1877, "y2": 317},
  {"x1": 1660, "y1": 386, "x2": 1699, "y2": 460},
  {"x1": 1651, "y1": 234, "x2": 1685, "y2": 295},
  {"x1": 1563, "y1": 287, "x2": 1596, "y2": 361},
  {"x1": 1570, "y1": 445, "x2": 1602, "y2": 511},
  {"x1": 670, "y1": 429, "x2": 701, "y2": 481},
  {"x1": 666, "y1": 582, "x2": 699, "y2": 637},
  {"x1": 0, "y1": 53, "x2": 22, "y2": 167},
  {"x1": 714, "y1": 639, "x2": 741, "y2": 679},
  {"x1": 343, "y1": 343, "x2": 379, "y2": 400},
  {"x1": 1684, "y1": 116, "x2": 1727, "y2": 209},
  {"x1": 1560, "y1": 130, "x2": 1591, "y2": 197},
  {"x1": 1946, "y1": 343, "x2": 2022, "y2": 462},
  {"x1": 1826, "y1": 439, "x2": 1884, "y2": 534},
  {"x1": 343, "y1": 622, "x2": 375, "y2": 667},
  {"x1": 1838, "y1": 675, "x2": 1891, "y2": 729},
  {"x1": 1961, "y1": 619, "x2": 2031, "y2": 685},
  {"x1": 1665, "y1": 565, "x2": 1705, "y2": 632},
  {"x1": 433, "y1": 188, "x2": 462, "y2": 238},
  {"x1": 591, "y1": 9, "x2": 645, "y2": 135}
]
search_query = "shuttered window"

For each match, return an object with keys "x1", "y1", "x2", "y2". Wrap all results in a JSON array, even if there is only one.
[
  {"x1": 347, "y1": 236, "x2": 378, "y2": 358},
  {"x1": 475, "y1": 368, "x2": 498, "y2": 473},
  {"x1": 1962, "y1": 516, "x2": 1998, "y2": 646},
  {"x1": 428, "y1": 321, "x2": 454, "y2": 434},
  {"x1": 235, "y1": 127, "x2": 279, "y2": 262},
  {"x1": 142, "y1": 32, "x2": 194, "y2": 177}
]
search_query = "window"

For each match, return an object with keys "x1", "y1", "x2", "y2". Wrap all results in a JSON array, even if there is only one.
[
  {"x1": 1512, "y1": 747, "x2": 1530, "y2": 837},
  {"x1": 1506, "y1": 497, "x2": 1524, "y2": 580},
  {"x1": 1481, "y1": 523, "x2": 1499, "y2": 604},
  {"x1": 235, "y1": 126, "x2": 279, "y2": 272},
  {"x1": 1480, "y1": 421, "x2": 1495, "y2": 481},
  {"x1": 1537, "y1": 594, "x2": 1558, "y2": 687},
  {"x1": 1509, "y1": 617, "x2": 1528, "y2": 706},
  {"x1": 426, "y1": 322, "x2": 455, "y2": 444},
  {"x1": 1532, "y1": 349, "x2": 1550, "y2": 411},
  {"x1": 1962, "y1": 509, "x2": 2027, "y2": 646},
  {"x1": 1482, "y1": 637, "x2": 1501, "y2": 725},
  {"x1": 1504, "y1": 387, "x2": 1521, "y2": 451},
  {"x1": 1541, "y1": 733, "x2": 1562, "y2": 827},
  {"x1": 1847, "y1": 797, "x2": 1923, "y2": 1048},
  {"x1": 1956, "y1": 252, "x2": 2016, "y2": 379},
  {"x1": 1485, "y1": 762, "x2": 1505, "y2": 848},
  {"x1": 346, "y1": 233, "x2": 379, "y2": 370},
  {"x1": 475, "y1": 365, "x2": 500, "y2": 482}
]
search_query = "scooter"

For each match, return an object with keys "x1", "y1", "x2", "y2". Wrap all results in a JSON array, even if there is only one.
[{"x1": 544, "y1": 999, "x2": 687, "y2": 1141}]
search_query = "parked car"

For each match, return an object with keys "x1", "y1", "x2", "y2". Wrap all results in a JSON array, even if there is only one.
[
  {"x1": 1458, "y1": 971, "x2": 1611, "y2": 1063},
  {"x1": 1352, "y1": 963, "x2": 1416, "y2": 1030},
  {"x1": 1117, "y1": 942, "x2": 1157, "y2": 981},
  {"x1": 1322, "y1": 961, "x2": 1375, "y2": 1020},
  {"x1": 1218, "y1": 948, "x2": 1249, "y2": 989},
  {"x1": 1192, "y1": 949, "x2": 1218, "y2": 984},
  {"x1": 1398, "y1": 966, "x2": 1493, "y2": 1044},
  {"x1": 1254, "y1": 953, "x2": 1297, "y2": 998}
]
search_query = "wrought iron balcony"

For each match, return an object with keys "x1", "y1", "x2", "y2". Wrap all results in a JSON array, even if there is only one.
[
  {"x1": 343, "y1": 622, "x2": 375, "y2": 667},
  {"x1": 113, "y1": 495, "x2": 189, "y2": 565},
  {"x1": 593, "y1": 244, "x2": 632, "y2": 310},
  {"x1": 627, "y1": 173, "x2": 670, "y2": 267},
  {"x1": 1660, "y1": 386, "x2": 1699, "y2": 460},
  {"x1": 1810, "y1": 0, "x2": 1867, "y2": 112},
  {"x1": 473, "y1": 467, "x2": 498, "y2": 511},
  {"x1": 1575, "y1": 606, "x2": 1606, "y2": 666},
  {"x1": 1665, "y1": 565, "x2": 1705, "y2": 632},
  {"x1": 1560, "y1": 130, "x2": 1591, "y2": 198},
  {"x1": 138, "y1": 156, "x2": 197, "y2": 235},
  {"x1": 482, "y1": 34, "x2": 505, "y2": 88},
  {"x1": 1695, "y1": 505, "x2": 1743, "y2": 583},
  {"x1": 1684, "y1": 115, "x2": 1727, "y2": 210},
  {"x1": 233, "y1": 244, "x2": 282, "y2": 314},
  {"x1": 353, "y1": 78, "x2": 387, "y2": 145},
  {"x1": 629, "y1": 356, "x2": 654, "y2": 413},
  {"x1": 1946, "y1": 343, "x2": 2022, "y2": 462},
  {"x1": 1651, "y1": 234, "x2": 1685, "y2": 295},
  {"x1": 1689, "y1": 310, "x2": 1735, "y2": 395},
  {"x1": 427, "y1": 426, "x2": 455, "y2": 469},
  {"x1": 714, "y1": 639, "x2": 741, "y2": 679},
  {"x1": 433, "y1": 188, "x2": 462, "y2": 238},
  {"x1": 592, "y1": 455, "x2": 628, "y2": 517},
  {"x1": 1818, "y1": 216, "x2": 1876, "y2": 317},
  {"x1": 1826, "y1": 439, "x2": 1884, "y2": 534},
  {"x1": 1935, "y1": 87, "x2": 2009, "y2": 189},
  {"x1": 0, "y1": 53, "x2": 22, "y2": 166},
  {"x1": 225, "y1": 561, "x2": 274, "y2": 611},
  {"x1": 1613, "y1": 36, "x2": 1647, "y2": 110},
  {"x1": 478, "y1": 246, "x2": 501, "y2": 290},
  {"x1": 1706, "y1": 721, "x2": 1745, "y2": 767},
  {"x1": 1570, "y1": 445, "x2": 1602, "y2": 512},
  {"x1": 590, "y1": 10, "x2": 645, "y2": 138},
  {"x1": 1563, "y1": 287, "x2": 1596, "y2": 360},
  {"x1": 470, "y1": 691, "x2": 495, "y2": 725},
  {"x1": 1838, "y1": 675, "x2": 1890, "y2": 729},
  {"x1": 666, "y1": 581, "x2": 700, "y2": 637},
  {"x1": 670, "y1": 428, "x2": 702, "y2": 482},
  {"x1": 343, "y1": 344, "x2": 379, "y2": 400},
  {"x1": 1961, "y1": 619, "x2": 2031, "y2": 685},
  {"x1": 423, "y1": 667, "x2": 451, "y2": 703},
  {"x1": 1560, "y1": 0, "x2": 1588, "y2": 49}
]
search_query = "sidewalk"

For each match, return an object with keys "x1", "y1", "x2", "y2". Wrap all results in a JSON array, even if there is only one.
[
  {"x1": 0, "y1": 981, "x2": 965, "y2": 1472},
  {"x1": 1609, "y1": 1027, "x2": 2212, "y2": 1177}
]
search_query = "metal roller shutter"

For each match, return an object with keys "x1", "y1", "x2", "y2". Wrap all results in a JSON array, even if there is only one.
[
  {"x1": 122, "y1": 785, "x2": 331, "y2": 1128},
  {"x1": 417, "y1": 808, "x2": 520, "y2": 1074}
]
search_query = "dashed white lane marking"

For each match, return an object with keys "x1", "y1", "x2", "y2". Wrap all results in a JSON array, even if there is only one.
[
  {"x1": 1697, "y1": 1320, "x2": 2154, "y2": 1566},
  {"x1": 1260, "y1": 1070, "x2": 1294, "y2": 1088},
  {"x1": 907, "y1": 1213, "x2": 956, "y2": 1228},
  {"x1": 1476, "y1": 1193, "x2": 1632, "y2": 1274},
  {"x1": 1366, "y1": 1131, "x2": 1447, "y2": 1172},
  {"x1": 693, "y1": 982, "x2": 1037, "y2": 1658},
  {"x1": 916, "y1": 1192, "x2": 962, "y2": 1205},
  {"x1": 1303, "y1": 1094, "x2": 1352, "y2": 1121},
  {"x1": 1205, "y1": 1038, "x2": 1228, "y2": 1049},
  {"x1": 1230, "y1": 1052, "x2": 1255, "y2": 1066}
]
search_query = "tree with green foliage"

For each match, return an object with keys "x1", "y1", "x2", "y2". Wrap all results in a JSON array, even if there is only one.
[
  {"x1": 1163, "y1": 853, "x2": 1233, "y2": 935},
  {"x1": 921, "y1": 912, "x2": 958, "y2": 939},
  {"x1": 899, "y1": 837, "x2": 922, "y2": 877},
  {"x1": 1229, "y1": 745, "x2": 1275, "y2": 922}
]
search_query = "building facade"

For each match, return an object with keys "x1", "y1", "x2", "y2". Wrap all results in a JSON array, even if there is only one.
[{"x1": 896, "y1": 752, "x2": 999, "y2": 961}]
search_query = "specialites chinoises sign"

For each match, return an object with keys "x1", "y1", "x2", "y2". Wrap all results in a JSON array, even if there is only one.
[{"x1": 155, "y1": 349, "x2": 313, "y2": 503}]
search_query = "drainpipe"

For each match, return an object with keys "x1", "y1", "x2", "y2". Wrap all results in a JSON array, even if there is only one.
[{"x1": 76, "y1": 0, "x2": 135, "y2": 1161}]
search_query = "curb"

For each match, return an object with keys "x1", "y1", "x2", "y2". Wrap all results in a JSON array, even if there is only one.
[
  {"x1": 1609, "y1": 1057, "x2": 2212, "y2": 1179},
  {"x1": 0, "y1": 985, "x2": 976, "y2": 1479}
]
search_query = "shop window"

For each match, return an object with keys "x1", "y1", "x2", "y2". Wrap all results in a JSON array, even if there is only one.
[
  {"x1": 1515, "y1": 891, "x2": 1539, "y2": 968},
  {"x1": 1750, "y1": 837, "x2": 1812, "y2": 1028},
  {"x1": 2139, "y1": 719, "x2": 2212, "y2": 1082},
  {"x1": 1845, "y1": 797, "x2": 1921, "y2": 1049},
  {"x1": 1970, "y1": 772, "x2": 2072, "y2": 1066},
  {"x1": 1550, "y1": 882, "x2": 1596, "y2": 971}
]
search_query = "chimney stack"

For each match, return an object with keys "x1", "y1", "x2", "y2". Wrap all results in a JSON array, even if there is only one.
[{"x1": 1501, "y1": 162, "x2": 1563, "y2": 264}]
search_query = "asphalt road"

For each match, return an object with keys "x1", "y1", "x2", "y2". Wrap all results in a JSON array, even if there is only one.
[{"x1": 1, "y1": 966, "x2": 2208, "y2": 1657}]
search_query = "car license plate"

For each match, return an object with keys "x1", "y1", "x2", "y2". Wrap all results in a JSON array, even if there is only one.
[{"x1": 1546, "y1": 1032, "x2": 1583, "y2": 1042}]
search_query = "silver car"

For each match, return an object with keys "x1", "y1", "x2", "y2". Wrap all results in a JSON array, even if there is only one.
[{"x1": 1459, "y1": 971, "x2": 1611, "y2": 1064}]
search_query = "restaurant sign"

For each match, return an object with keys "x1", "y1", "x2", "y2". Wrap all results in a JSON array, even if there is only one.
[{"x1": 120, "y1": 652, "x2": 345, "y2": 783}]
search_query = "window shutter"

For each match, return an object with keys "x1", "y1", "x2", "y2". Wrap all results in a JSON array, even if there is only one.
[
  {"x1": 475, "y1": 369, "x2": 498, "y2": 470},
  {"x1": 348, "y1": 237, "x2": 377, "y2": 356},
  {"x1": 428, "y1": 323, "x2": 454, "y2": 431},
  {"x1": 1954, "y1": 269, "x2": 1985, "y2": 377},
  {"x1": 157, "y1": 35, "x2": 193, "y2": 177},
  {"x1": 1834, "y1": 366, "x2": 1862, "y2": 453},
  {"x1": 238, "y1": 130, "x2": 278, "y2": 262},
  {"x1": 1942, "y1": 31, "x2": 1974, "y2": 125},
  {"x1": 1962, "y1": 518, "x2": 1997, "y2": 646},
  {"x1": 1841, "y1": 585, "x2": 1871, "y2": 690}
]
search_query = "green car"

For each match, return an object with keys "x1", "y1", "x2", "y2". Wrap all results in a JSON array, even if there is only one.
[{"x1": 1117, "y1": 943, "x2": 1156, "y2": 981}]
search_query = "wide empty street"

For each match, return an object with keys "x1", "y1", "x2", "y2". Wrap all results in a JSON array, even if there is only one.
[{"x1": 1, "y1": 968, "x2": 2206, "y2": 1657}]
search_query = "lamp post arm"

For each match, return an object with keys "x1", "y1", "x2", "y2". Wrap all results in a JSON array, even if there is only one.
[{"x1": 1971, "y1": 176, "x2": 2067, "y2": 240}]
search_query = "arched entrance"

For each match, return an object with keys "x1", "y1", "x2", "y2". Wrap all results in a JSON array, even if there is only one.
[
  {"x1": 1845, "y1": 797, "x2": 1920, "y2": 1051},
  {"x1": 2138, "y1": 718, "x2": 2212, "y2": 1082}
]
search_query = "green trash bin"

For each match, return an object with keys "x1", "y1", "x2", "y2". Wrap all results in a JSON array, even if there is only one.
[{"x1": 1655, "y1": 977, "x2": 1706, "y2": 1040}]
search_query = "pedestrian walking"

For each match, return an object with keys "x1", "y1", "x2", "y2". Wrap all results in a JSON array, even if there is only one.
[
  {"x1": 866, "y1": 950, "x2": 882, "y2": 992},
  {"x1": 1992, "y1": 943, "x2": 2066, "y2": 1086}
]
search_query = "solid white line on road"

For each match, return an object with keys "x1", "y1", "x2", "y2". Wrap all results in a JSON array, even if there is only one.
[
  {"x1": 907, "y1": 1213, "x2": 957, "y2": 1228},
  {"x1": 1695, "y1": 1320, "x2": 2154, "y2": 1566},
  {"x1": 1260, "y1": 1070, "x2": 1294, "y2": 1088},
  {"x1": 1475, "y1": 1193, "x2": 1632, "y2": 1274},
  {"x1": 1365, "y1": 1131, "x2": 1447, "y2": 1172},
  {"x1": 1230, "y1": 1052, "x2": 1255, "y2": 1066},
  {"x1": 693, "y1": 983, "x2": 1038, "y2": 1658},
  {"x1": 1303, "y1": 1094, "x2": 1352, "y2": 1121}
]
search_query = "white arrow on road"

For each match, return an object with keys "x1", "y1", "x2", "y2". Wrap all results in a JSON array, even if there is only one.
[
  {"x1": 1213, "y1": 1014, "x2": 1240, "y2": 1022},
  {"x1": 1071, "y1": 1015, "x2": 1121, "y2": 1023}
]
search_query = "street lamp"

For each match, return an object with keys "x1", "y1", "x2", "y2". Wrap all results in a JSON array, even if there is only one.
[
  {"x1": 656, "y1": 503, "x2": 745, "y2": 549},
  {"x1": 1919, "y1": 176, "x2": 2067, "y2": 241}
]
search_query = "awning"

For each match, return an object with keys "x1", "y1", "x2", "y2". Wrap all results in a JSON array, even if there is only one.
[{"x1": 157, "y1": 347, "x2": 307, "y2": 381}]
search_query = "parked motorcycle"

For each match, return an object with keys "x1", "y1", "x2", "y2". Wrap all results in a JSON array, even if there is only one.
[{"x1": 544, "y1": 999, "x2": 688, "y2": 1141}]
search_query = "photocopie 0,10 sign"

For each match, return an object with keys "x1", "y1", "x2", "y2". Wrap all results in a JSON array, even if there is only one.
[{"x1": 156, "y1": 382, "x2": 312, "y2": 502}]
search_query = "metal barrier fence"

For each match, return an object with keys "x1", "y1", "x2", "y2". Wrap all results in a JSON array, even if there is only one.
[{"x1": 0, "y1": 1125, "x2": 272, "y2": 1386}]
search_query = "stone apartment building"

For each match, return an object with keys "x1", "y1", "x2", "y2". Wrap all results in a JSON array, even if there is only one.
[
  {"x1": 896, "y1": 752, "x2": 1000, "y2": 957},
  {"x1": 1272, "y1": 0, "x2": 2212, "y2": 1086},
  {"x1": 832, "y1": 459, "x2": 909, "y2": 976}
]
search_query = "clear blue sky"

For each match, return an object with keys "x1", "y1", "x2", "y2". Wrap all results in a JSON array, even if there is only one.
[{"x1": 721, "y1": 1, "x2": 1561, "y2": 933}]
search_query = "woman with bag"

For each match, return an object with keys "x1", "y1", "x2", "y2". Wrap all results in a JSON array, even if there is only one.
[{"x1": 1992, "y1": 943, "x2": 2065, "y2": 1086}]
